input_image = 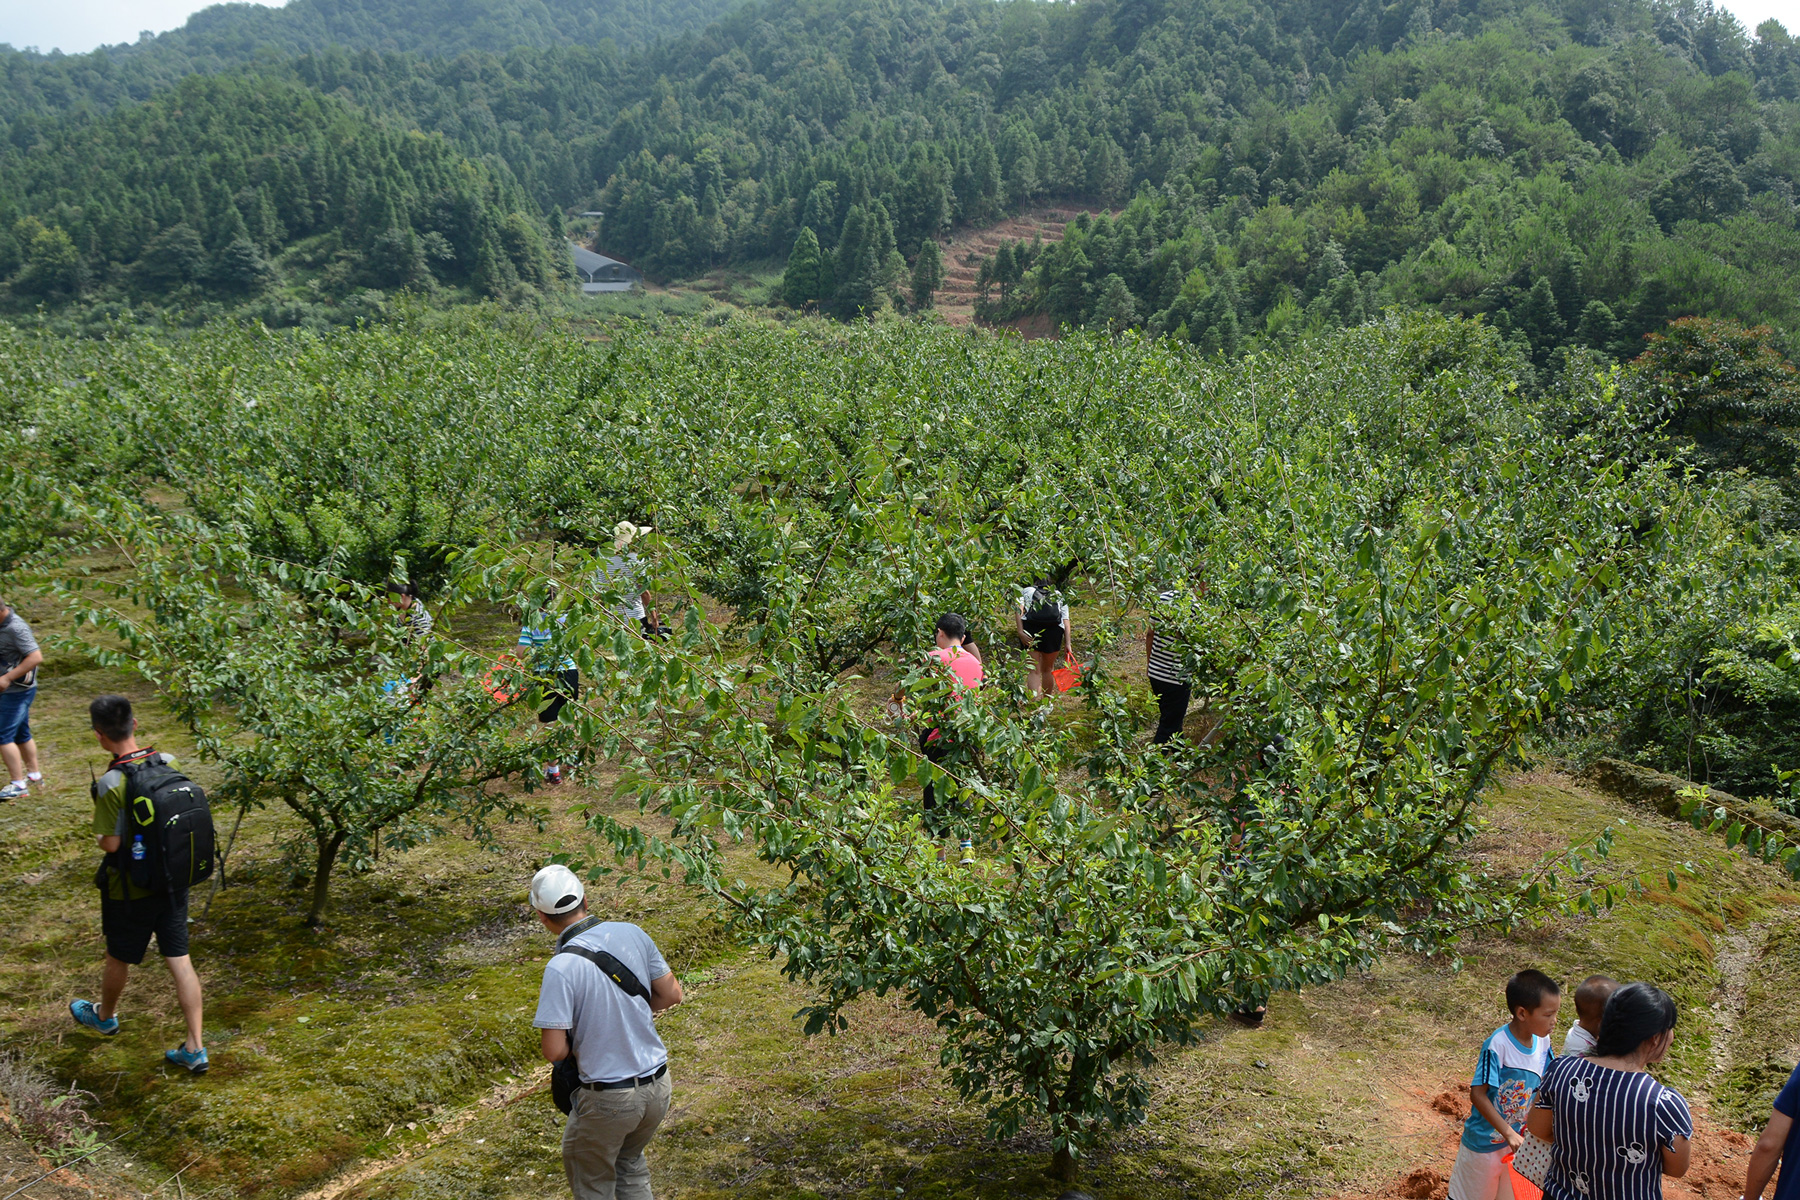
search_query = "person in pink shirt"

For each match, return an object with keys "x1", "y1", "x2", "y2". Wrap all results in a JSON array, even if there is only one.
[
  {"x1": 926, "y1": 613, "x2": 985, "y2": 690},
  {"x1": 920, "y1": 613, "x2": 982, "y2": 862}
]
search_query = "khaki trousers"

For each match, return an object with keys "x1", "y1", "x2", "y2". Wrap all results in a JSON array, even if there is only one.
[{"x1": 562, "y1": 1070, "x2": 673, "y2": 1200}]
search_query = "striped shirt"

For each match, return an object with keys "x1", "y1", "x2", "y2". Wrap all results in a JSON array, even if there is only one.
[
  {"x1": 1537, "y1": 1055, "x2": 1692, "y2": 1200},
  {"x1": 518, "y1": 613, "x2": 576, "y2": 672},
  {"x1": 400, "y1": 601, "x2": 433, "y2": 643},
  {"x1": 1147, "y1": 590, "x2": 1190, "y2": 685}
]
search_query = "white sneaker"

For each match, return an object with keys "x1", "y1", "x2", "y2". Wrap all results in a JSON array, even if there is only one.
[
  {"x1": 0, "y1": 781, "x2": 27, "y2": 801},
  {"x1": 26, "y1": 772, "x2": 43, "y2": 784}
]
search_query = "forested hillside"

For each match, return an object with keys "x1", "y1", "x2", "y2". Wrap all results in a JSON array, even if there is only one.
[
  {"x1": 5, "y1": 0, "x2": 1800, "y2": 356},
  {"x1": 0, "y1": 0, "x2": 738, "y2": 120},
  {"x1": 0, "y1": 73, "x2": 566, "y2": 320}
]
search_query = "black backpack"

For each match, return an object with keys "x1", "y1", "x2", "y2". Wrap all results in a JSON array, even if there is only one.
[
  {"x1": 548, "y1": 925, "x2": 651, "y2": 1114},
  {"x1": 118, "y1": 757, "x2": 217, "y2": 893},
  {"x1": 1022, "y1": 588, "x2": 1062, "y2": 635}
]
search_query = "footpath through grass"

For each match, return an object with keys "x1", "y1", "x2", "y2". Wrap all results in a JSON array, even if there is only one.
[{"x1": 4, "y1": 610, "x2": 1800, "y2": 1199}]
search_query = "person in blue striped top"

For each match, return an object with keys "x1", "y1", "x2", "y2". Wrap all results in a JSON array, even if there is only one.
[
  {"x1": 1526, "y1": 982, "x2": 1693, "y2": 1200},
  {"x1": 518, "y1": 583, "x2": 578, "y2": 785}
]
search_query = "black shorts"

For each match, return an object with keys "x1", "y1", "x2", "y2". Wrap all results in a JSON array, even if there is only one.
[
  {"x1": 920, "y1": 731, "x2": 954, "y2": 837},
  {"x1": 538, "y1": 668, "x2": 580, "y2": 724},
  {"x1": 101, "y1": 890, "x2": 190, "y2": 964},
  {"x1": 1025, "y1": 623, "x2": 1065, "y2": 654}
]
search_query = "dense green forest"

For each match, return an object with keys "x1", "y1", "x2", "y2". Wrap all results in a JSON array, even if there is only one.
[
  {"x1": 5, "y1": 0, "x2": 1800, "y2": 355},
  {"x1": 0, "y1": 73, "x2": 567, "y2": 324},
  {"x1": 0, "y1": 0, "x2": 737, "y2": 118}
]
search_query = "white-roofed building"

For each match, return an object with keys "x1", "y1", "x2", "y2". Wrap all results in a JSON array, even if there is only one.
[{"x1": 571, "y1": 244, "x2": 642, "y2": 293}]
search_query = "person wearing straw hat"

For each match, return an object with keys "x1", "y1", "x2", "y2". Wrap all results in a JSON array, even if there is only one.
[
  {"x1": 596, "y1": 521, "x2": 665, "y2": 638},
  {"x1": 531, "y1": 864, "x2": 683, "y2": 1200}
]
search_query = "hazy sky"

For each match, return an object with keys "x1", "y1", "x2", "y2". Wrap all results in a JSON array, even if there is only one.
[
  {"x1": 1, "y1": 1, "x2": 291, "y2": 54},
  {"x1": 2, "y1": 0, "x2": 1798, "y2": 55}
]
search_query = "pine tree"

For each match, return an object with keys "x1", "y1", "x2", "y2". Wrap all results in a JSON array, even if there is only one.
[
  {"x1": 832, "y1": 206, "x2": 876, "y2": 318},
  {"x1": 1091, "y1": 273, "x2": 1137, "y2": 333},
  {"x1": 783, "y1": 226, "x2": 825, "y2": 308},
  {"x1": 910, "y1": 238, "x2": 944, "y2": 310},
  {"x1": 213, "y1": 236, "x2": 278, "y2": 294}
]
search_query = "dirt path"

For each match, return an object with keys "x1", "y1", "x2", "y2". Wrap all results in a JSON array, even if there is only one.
[
  {"x1": 1708, "y1": 921, "x2": 1768, "y2": 1081},
  {"x1": 294, "y1": 1066, "x2": 552, "y2": 1200},
  {"x1": 929, "y1": 208, "x2": 1109, "y2": 328},
  {"x1": 1330, "y1": 1081, "x2": 1762, "y2": 1200},
  {"x1": 1337, "y1": 923, "x2": 1782, "y2": 1200}
]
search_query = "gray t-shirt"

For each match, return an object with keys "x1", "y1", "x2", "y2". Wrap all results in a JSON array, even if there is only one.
[
  {"x1": 533, "y1": 920, "x2": 670, "y2": 1083},
  {"x1": 0, "y1": 611, "x2": 40, "y2": 688},
  {"x1": 596, "y1": 553, "x2": 647, "y2": 621}
]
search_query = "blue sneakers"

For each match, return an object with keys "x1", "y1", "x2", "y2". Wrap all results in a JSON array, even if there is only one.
[
  {"x1": 164, "y1": 1044, "x2": 209, "y2": 1074},
  {"x1": 69, "y1": 999, "x2": 119, "y2": 1035}
]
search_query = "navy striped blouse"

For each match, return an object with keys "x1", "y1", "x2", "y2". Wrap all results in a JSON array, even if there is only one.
[
  {"x1": 1536, "y1": 1054, "x2": 1693, "y2": 1200},
  {"x1": 1147, "y1": 590, "x2": 1191, "y2": 684}
]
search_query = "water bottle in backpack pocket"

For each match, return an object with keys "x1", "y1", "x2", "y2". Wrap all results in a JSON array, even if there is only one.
[{"x1": 122, "y1": 759, "x2": 217, "y2": 892}]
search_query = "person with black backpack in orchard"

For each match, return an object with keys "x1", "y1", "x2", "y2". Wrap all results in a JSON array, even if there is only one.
[
  {"x1": 69, "y1": 695, "x2": 212, "y2": 1074},
  {"x1": 1016, "y1": 576, "x2": 1073, "y2": 698},
  {"x1": 531, "y1": 864, "x2": 683, "y2": 1200}
]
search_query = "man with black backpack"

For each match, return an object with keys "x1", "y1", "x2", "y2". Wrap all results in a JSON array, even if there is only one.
[
  {"x1": 531, "y1": 863, "x2": 682, "y2": 1200},
  {"x1": 69, "y1": 695, "x2": 211, "y2": 1074}
]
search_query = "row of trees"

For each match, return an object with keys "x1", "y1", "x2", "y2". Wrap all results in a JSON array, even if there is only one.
[
  {"x1": 0, "y1": 0, "x2": 731, "y2": 125},
  {"x1": 12, "y1": 310, "x2": 1728, "y2": 1180},
  {"x1": 778, "y1": 199, "x2": 944, "y2": 315}
]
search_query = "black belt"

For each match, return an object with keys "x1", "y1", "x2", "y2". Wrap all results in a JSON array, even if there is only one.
[{"x1": 580, "y1": 1062, "x2": 667, "y2": 1091}]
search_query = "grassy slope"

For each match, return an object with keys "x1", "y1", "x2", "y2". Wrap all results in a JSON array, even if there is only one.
[{"x1": 3, "y1": 598, "x2": 1798, "y2": 1200}]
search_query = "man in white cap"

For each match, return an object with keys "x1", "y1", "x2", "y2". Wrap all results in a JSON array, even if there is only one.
[
  {"x1": 596, "y1": 521, "x2": 663, "y2": 638},
  {"x1": 531, "y1": 863, "x2": 683, "y2": 1199}
]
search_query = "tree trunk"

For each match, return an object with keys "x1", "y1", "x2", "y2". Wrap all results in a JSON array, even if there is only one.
[
  {"x1": 1048, "y1": 1059, "x2": 1094, "y2": 1184},
  {"x1": 306, "y1": 831, "x2": 345, "y2": 926}
]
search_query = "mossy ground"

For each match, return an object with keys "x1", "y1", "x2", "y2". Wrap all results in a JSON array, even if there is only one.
[{"x1": 4, "y1": 599, "x2": 1799, "y2": 1199}]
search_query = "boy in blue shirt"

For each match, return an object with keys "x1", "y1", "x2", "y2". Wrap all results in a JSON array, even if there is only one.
[
  {"x1": 1448, "y1": 969, "x2": 1561, "y2": 1200},
  {"x1": 517, "y1": 584, "x2": 578, "y2": 784},
  {"x1": 1744, "y1": 1058, "x2": 1800, "y2": 1200}
]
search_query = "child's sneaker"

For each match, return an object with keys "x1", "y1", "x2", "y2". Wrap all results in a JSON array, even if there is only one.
[
  {"x1": 0, "y1": 781, "x2": 27, "y2": 801},
  {"x1": 70, "y1": 999, "x2": 119, "y2": 1035},
  {"x1": 959, "y1": 839, "x2": 976, "y2": 864},
  {"x1": 164, "y1": 1044, "x2": 209, "y2": 1074},
  {"x1": 26, "y1": 771, "x2": 43, "y2": 784}
]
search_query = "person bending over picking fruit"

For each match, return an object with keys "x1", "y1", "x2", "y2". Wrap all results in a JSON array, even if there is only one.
[{"x1": 1016, "y1": 577, "x2": 1070, "y2": 698}]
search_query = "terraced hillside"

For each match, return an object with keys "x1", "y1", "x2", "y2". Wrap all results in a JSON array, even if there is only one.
[{"x1": 932, "y1": 210, "x2": 1103, "y2": 329}]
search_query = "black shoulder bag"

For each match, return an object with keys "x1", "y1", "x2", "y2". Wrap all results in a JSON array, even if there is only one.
[{"x1": 548, "y1": 918, "x2": 652, "y2": 1114}]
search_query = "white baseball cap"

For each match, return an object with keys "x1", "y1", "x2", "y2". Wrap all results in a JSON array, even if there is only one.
[{"x1": 529, "y1": 864, "x2": 586, "y2": 915}]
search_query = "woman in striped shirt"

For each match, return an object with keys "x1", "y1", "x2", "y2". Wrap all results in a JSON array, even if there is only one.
[
  {"x1": 1144, "y1": 589, "x2": 1192, "y2": 744},
  {"x1": 1526, "y1": 982, "x2": 1693, "y2": 1200},
  {"x1": 386, "y1": 580, "x2": 435, "y2": 698}
]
